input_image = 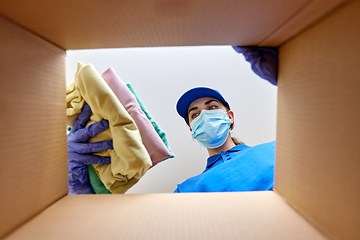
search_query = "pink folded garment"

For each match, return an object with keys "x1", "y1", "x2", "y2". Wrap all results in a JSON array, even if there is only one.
[{"x1": 102, "y1": 67, "x2": 172, "y2": 166}]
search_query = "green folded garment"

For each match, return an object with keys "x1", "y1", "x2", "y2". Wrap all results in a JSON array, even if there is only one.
[
  {"x1": 89, "y1": 83, "x2": 174, "y2": 194},
  {"x1": 88, "y1": 165, "x2": 111, "y2": 194},
  {"x1": 126, "y1": 83, "x2": 175, "y2": 160}
]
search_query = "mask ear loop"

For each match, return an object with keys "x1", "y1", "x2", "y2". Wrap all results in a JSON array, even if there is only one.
[{"x1": 225, "y1": 110, "x2": 234, "y2": 131}]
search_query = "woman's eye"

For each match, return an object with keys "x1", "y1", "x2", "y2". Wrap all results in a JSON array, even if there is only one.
[
  {"x1": 191, "y1": 113, "x2": 199, "y2": 119},
  {"x1": 208, "y1": 105, "x2": 217, "y2": 110}
]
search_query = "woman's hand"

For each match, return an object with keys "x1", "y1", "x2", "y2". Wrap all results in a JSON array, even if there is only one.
[{"x1": 67, "y1": 104, "x2": 113, "y2": 194}]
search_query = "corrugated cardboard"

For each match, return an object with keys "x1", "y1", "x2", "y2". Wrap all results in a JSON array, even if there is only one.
[
  {"x1": 0, "y1": 0, "x2": 347, "y2": 49},
  {"x1": 276, "y1": 0, "x2": 360, "y2": 239},
  {"x1": 5, "y1": 192, "x2": 326, "y2": 240},
  {"x1": 0, "y1": 0, "x2": 359, "y2": 239},
  {"x1": 0, "y1": 16, "x2": 67, "y2": 238},
  {"x1": 259, "y1": 0, "x2": 350, "y2": 46}
]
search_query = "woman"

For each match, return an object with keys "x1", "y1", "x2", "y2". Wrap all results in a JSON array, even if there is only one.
[{"x1": 174, "y1": 87, "x2": 275, "y2": 193}]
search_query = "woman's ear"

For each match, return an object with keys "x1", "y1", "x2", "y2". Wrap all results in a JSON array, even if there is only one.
[
  {"x1": 227, "y1": 110, "x2": 234, "y2": 124},
  {"x1": 189, "y1": 126, "x2": 192, "y2": 132}
]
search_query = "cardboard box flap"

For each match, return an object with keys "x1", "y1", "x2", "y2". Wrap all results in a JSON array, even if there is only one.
[
  {"x1": 0, "y1": 15, "x2": 67, "y2": 238},
  {"x1": 5, "y1": 192, "x2": 327, "y2": 240},
  {"x1": 275, "y1": 0, "x2": 360, "y2": 239},
  {"x1": 259, "y1": 0, "x2": 350, "y2": 46},
  {"x1": 0, "y1": 0, "x2": 345, "y2": 49}
]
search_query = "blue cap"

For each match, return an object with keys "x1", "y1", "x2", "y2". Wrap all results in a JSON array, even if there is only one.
[{"x1": 176, "y1": 87, "x2": 230, "y2": 124}]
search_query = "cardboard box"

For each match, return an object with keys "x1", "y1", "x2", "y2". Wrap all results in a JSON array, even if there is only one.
[{"x1": 0, "y1": 0, "x2": 359, "y2": 239}]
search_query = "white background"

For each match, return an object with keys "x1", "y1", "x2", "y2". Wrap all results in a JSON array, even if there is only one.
[{"x1": 66, "y1": 45, "x2": 277, "y2": 194}]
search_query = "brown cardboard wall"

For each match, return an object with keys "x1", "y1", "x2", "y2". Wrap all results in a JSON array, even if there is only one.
[
  {"x1": 275, "y1": 0, "x2": 360, "y2": 239},
  {"x1": 0, "y1": 16, "x2": 67, "y2": 238},
  {"x1": 0, "y1": 0, "x2": 328, "y2": 49},
  {"x1": 259, "y1": 0, "x2": 350, "y2": 46},
  {"x1": 5, "y1": 192, "x2": 326, "y2": 240}
]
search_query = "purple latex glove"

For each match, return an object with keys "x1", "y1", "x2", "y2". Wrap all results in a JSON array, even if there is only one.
[
  {"x1": 68, "y1": 104, "x2": 113, "y2": 194},
  {"x1": 232, "y1": 46, "x2": 278, "y2": 86}
]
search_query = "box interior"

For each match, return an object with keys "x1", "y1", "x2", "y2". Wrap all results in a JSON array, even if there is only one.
[
  {"x1": 5, "y1": 192, "x2": 326, "y2": 240},
  {"x1": 0, "y1": 0, "x2": 359, "y2": 239},
  {"x1": 0, "y1": 0, "x2": 350, "y2": 49},
  {"x1": 0, "y1": 15, "x2": 67, "y2": 238},
  {"x1": 276, "y1": 1, "x2": 360, "y2": 239}
]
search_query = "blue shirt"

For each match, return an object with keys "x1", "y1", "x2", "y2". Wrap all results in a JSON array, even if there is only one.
[{"x1": 174, "y1": 141, "x2": 275, "y2": 193}]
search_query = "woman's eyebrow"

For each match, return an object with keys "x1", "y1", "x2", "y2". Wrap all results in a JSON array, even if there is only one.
[
  {"x1": 204, "y1": 99, "x2": 219, "y2": 105},
  {"x1": 188, "y1": 106, "x2": 198, "y2": 115}
]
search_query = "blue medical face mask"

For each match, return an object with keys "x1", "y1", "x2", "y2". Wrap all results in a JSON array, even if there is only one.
[{"x1": 190, "y1": 109, "x2": 231, "y2": 149}]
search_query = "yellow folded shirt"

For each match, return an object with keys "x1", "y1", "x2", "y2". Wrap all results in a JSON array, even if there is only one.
[{"x1": 66, "y1": 62, "x2": 152, "y2": 193}]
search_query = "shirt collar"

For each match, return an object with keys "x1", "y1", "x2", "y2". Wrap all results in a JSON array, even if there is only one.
[{"x1": 206, "y1": 144, "x2": 250, "y2": 169}]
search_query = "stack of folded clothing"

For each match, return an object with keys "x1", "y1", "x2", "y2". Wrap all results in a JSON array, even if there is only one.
[{"x1": 67, "y1": 62, "x2": 174, "y2": 194}]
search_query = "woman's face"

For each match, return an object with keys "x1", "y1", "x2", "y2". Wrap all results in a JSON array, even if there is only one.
[{"x1": 187, "y1": 97, "x2": 230, "y2": 126}]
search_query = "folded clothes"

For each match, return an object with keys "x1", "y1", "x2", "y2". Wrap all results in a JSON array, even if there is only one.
[
  {"x1": 126, "y1": 82, "x2": 174, "y2": 162},
  {"x1": 102, "y1": 67, "x2": 173, "y2": 166},
  {"x1": 67, "y1": 62, "x2": 152, "y2": 194},
  {"x1": 88, "y1": 68, "x2": 175, "y2": 194}
]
